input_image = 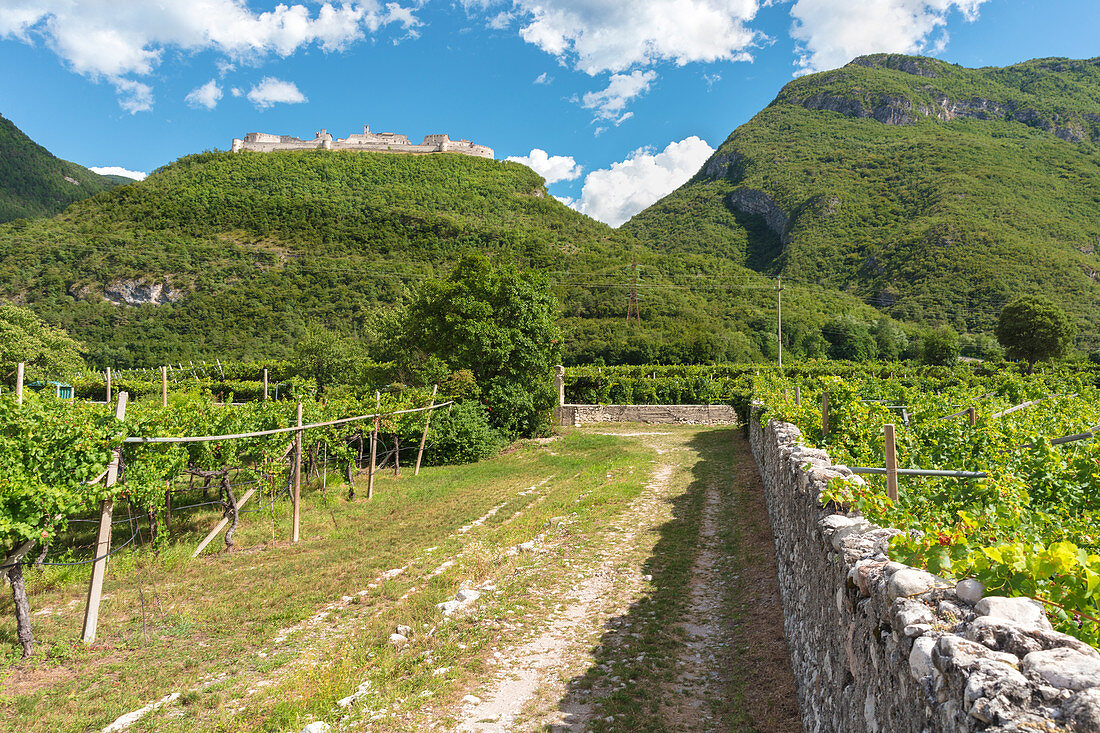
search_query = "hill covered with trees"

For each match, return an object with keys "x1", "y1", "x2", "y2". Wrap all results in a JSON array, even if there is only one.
[
  {"x1": 0, "y1": 113, "x2": 123, "y2": 222},
  {"x1": 623, "y1": 54, "x2": 1100, "y2": 349},
  {"x1": 0, "y1": 148, "x2": 885, "y2": 367}
]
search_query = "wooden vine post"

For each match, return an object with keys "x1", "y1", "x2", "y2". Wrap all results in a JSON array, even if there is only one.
[
  {"x1": 968, "y1": 407, "x2": 977, "y2": 427},
  {"x1": 415, "y1": 385, "x2": 439, "y2": 475},
  {"x1": 821, "y1": 393, "x2": 830, "y2": 436},
  {"x1": 82, "y1": 391, "x2": 128, "y2": 644},
  {"x1": 161, "y1": 366, "x2": 168, "y2": 408},
  {"x1": 795, "y1": 384, "x2": 801, "y2": 407},
  {"x1": 263, "y1": 369, "x2": 269, "y2": 401},
  {"x1": 293, "y1": 402, "x2": 302, "y2": 544},
  {"x1": 884, "y1": 423, "x2": 899, "y2": 502},
  {"x1": 105, "y1": 367, "x2": 111, "y2": 403},
  {"x1": 15, "y1": 362, "x2": 23, "y2": 404},
  {"x1": 368, "y1": 391, "x2": 379, "y2": 500}
]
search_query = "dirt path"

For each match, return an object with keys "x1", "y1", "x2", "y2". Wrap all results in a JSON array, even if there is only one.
[{"x1": 444, "y1": 425, "x2": 801, "y2": 733}]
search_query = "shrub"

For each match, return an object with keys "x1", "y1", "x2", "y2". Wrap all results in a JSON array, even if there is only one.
[{"x1": 427, "y1": 401, "x2": 504, "y2": 465}]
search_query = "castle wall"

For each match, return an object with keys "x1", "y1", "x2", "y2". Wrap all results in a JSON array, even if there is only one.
[{"x1": 233, "y1": 127, "x2": 493, "y2": 159}]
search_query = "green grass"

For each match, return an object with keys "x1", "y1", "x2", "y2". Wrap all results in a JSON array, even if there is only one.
[{"x1": 0, "y1": 431, "x2": 655, "y2": 732}]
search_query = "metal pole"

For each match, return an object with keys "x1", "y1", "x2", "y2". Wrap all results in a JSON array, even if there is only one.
[{"x1": 777, "y1": 277, "x2": 783, "y2": 369}]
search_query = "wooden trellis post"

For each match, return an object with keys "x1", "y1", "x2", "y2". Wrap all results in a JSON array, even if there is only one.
[
  {"x1": 968, "y1": 407, "x2": 977, "y2": 427},
  {"x1": 368, "y1": 391, "x2": 379, "y2": 500},
  {"x1": 884, "y1": 423, "x2": 899, "y2": 502},
  {"x1": 795, "y1": 384, "x2": 801, "y2": 407},
  {"x1": 415, "y1": 385, "x2": 439, "y2": 476},
  {"x1": 161, "y1": 366, "x2": 168, "y2": 408},
  {"x1": 105, "y1": 367, "x2": 111, "y2": 403},
  {"x1": 16, "y1": 362, "x2": 23, "y2": 404},
  {"x1": 293, "y1": 402, "x2": 302, "y2": 543},
  {"x1": 821, "y1": 393, "x2": 830, "y2": 436},
  {"x1": 82, "y1": 392, "x2": 128, "y2": 644},
  {"x1": 263, "y1": 369, "x2": 269, "y2": 401}
]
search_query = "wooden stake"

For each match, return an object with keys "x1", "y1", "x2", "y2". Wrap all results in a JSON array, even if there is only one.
[
  {"x1": 415, "y1": 385, "x2": 438, "y2": 476},
  {"x1": 293, "y1": 402, "x2": 302, "y2": 543},
  {"x1": 161, "y1": 366, "x2": 168, "y2": 408},
  {"x1": 105, "y1": 367, "x2": 111, "y2": 403},
  {"x1": 263, "y1": 369, "x2": 269, "y2": 401},
  {"x1": 15, "y1": 362, "x2": 23, "y2": 404},
  {"x1": 968, "y1": 407, "x2": 977, "y2": 427},
  {"x1": 795, "y1": 384, "x2": 802, "y2": 407},
  {"x1": 776, "y1": 277, "x2": 783, "y2": 369},
  {"x1": 164, "y1": 485, "x2": 172, "y2": 531},
  {"x1": 82, "y1": 392, "x2": 128, "y2": 644},
  {"x1": 368, "y1": 391, "x2": 379, "y2": 500},
  {"x1": 821, "y1": 393, "x2": 830, "y2": 436},
  {"x1": 884, "y1": 423, "x2": 899, "y2": 503}
]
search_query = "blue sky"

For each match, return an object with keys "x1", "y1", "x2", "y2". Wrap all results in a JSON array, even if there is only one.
[{"x1": 0, "y1": 1, "x2": 1096, "y2": 226}]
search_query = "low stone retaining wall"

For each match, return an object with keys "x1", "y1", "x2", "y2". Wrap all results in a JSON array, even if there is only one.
[
  {"x1": 557, "y1": 403, "x2": 736, "y2": 426},
  {"x1": 750, "y1": 409, "x2": 1100, "y2": 732}
]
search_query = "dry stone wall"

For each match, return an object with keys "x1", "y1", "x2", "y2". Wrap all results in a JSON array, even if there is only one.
[
  {"x1": 557, "y1": 404, "x2": 736, "y2": 426},
  {"x1": 750, "y1": 408, "x2": 1100, "y2": 732}
]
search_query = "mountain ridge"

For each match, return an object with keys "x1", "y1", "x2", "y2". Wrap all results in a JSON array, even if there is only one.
[
  {"x1": 0, "y1": 113, "x2": 123, "y2": 222},
  {"x1": 623, "y1": 53, "x2": 1100, "y2": 348}
]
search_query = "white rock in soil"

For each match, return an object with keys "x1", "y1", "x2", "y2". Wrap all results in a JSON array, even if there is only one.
[
  {"x1": 456, "y1": 589, "x2": 481, "y2": 604},
  {"x1": 336, "y1": 694, "x2": 358, "y2": 708},
  {"x1": 389, "y1": 633, "x2": 408, "y2": 647},
  {"x1": 975, "y1": 596, "x2": 1052, "y2": 630},
  {"x1": 463, "y1": 695, "x2": 482, "y2": 705},
  {"x1": 436, "y1": 600, "x2": 461, "y2": 616},
  {"x1": 1023, "y1": 648, "x2": 1100, "y2": 690},
  {"x1": 888, "y1": 568, "x2": 937, "y2": 601},
  {"x1": 302, "y1": 723, "x2": 331, "y2": 733},
  {"x1": 956, "y1": 579, "x2": 985, "y2": 605},
  {"x1": 396, "y1": 625, "x2": 412, "y2": 637}
]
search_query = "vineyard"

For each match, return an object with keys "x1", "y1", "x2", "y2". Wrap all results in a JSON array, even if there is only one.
[
  {"x1": 563, "y1": 361, "x2": 1100, "y2": 646},
  {"x1": 1, "y1": 380, "x2": 452, "y2": 659}
]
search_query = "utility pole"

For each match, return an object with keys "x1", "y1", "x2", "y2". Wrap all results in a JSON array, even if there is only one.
[
  {"x1": 777, "y1": 276, "x2": 783, "y2": 369},
  {"x1": 626, "y1": 252, "x2": 640, "y2": 326}
]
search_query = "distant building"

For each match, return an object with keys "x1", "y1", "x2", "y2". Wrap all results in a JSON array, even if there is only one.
[{"x1": 231, "y1": 125, "x2": 493, "y2": 159}]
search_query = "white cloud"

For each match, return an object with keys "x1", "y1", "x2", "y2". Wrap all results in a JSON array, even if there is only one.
[
  {"x1": 230, "y1": 87, "x2": 244, "y2": 97},
  {"x1": 573, "y1": 136, "x2": 715, "y2": 226},
  {"x1": 505, "y1": 0, "x2": 762, "y2": 75},
  {"x1": 89, "y1": 166, "x2": 147, "y2": 181},
  {"x1": 185, "y1": 79, "x2": 223, "y2": 110},
  {"x1": 506, "y1": 149, "x2": 583, "y2": 184},
  {"x1": 790, "y1": 0, "x2": 988, "y2": 74},
  {"x1": 582, "y1": 70, "x2": 656, "y2": 123},
  {"x1": 113, "y1": 78, "x2": 153, "y2": 114},
  {"x1": 0, "y1": 1, "x2": 420, "y2": 109},
  {"x1": 533, "y1": 71, "x2": 551, "y2": 84},
  {"x1": 246, "y1": 77, "x2": 307, "y2": 109}
]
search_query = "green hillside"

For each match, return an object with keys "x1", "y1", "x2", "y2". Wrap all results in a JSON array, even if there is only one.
[
  {"x1": 623, "y1": 55, "x2": 1100, "y2": 348},
  {"x1": 0, "y1": 113, "x2": 122, "y2": 222},
  {"x1": 0, "y1": 149, "x2": 888, "y2": 367}
]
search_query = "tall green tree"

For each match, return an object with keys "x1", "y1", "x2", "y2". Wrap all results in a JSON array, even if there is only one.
[
  {"x1": 920, "y1": 325, "x2": 961, "y2": 366},
  {"x1": 0, "y1": 304, "x2": 85, "y2": 382},
  {"x1": 995, "y1": 296, "x2": 1076, "y2": 373},
  {"x1": 398, "y1": 255, "x2": 561, "y2": 438}
]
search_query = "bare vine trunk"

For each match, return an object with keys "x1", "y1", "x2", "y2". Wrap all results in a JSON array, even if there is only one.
[
  {"x1": 4, "y1": 540, "x2": 36, "y2": 659},
  {"x1": 222, "y1": 474, "x2": 238, "y2": 553}
]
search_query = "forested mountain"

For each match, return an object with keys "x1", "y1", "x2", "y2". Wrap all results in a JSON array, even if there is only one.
[
  {"x1": 0, "y1": 149, "x2": 884, "y2": 367},
  {"x1": 623, "y1": 54, "x2": 1100, "y2": 349},
  {"x1": 0, "y1": 113, "x2": 123, "y2": 222}
]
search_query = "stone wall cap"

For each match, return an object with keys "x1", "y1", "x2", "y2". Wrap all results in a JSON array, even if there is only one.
[
  {"x1": 975, "y1": 596, "x2": 1053, "y2": 630},
  {"x1": 1023, "y1": 648, "x2": 1100, "y2": 690}
]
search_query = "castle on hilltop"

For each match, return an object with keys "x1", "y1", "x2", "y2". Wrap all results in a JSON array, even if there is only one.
[{"x1": 231, "y1": 125, "x2": 493, "y2": 159}]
